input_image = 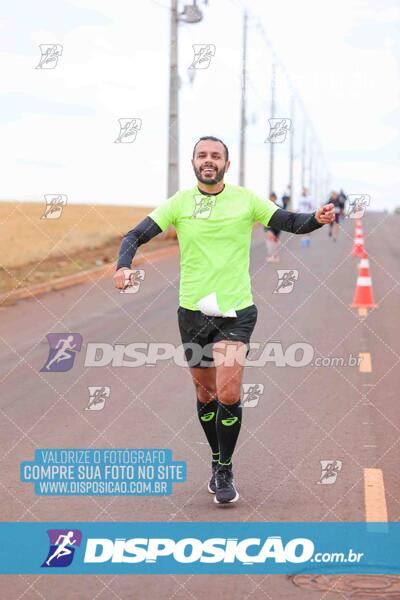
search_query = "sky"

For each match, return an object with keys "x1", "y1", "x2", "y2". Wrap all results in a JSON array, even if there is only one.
[{"x1": 0, "y1": 0, "x2": 399, "y2": 210}]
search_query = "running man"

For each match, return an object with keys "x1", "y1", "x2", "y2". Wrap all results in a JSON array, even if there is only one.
[
  {"x1": 281, "y1": 185, "x2": 291, "y2": 210},
  {"x1": 45, "y1": 531, "x2": 77, "y2": 565},
  {"x1": 297, "y1": 186, "x2": 317, "y2": 247},
  {"x1": 338, "y1": 189, "x2": 347, "y2": 223},
  {"x1": 264, "y1": 192, "x2": 282, "y2": 262},
  {"x1": 326, "y1": 191, "x2": 345, "y2": 241},
  {"x1": 297, "y1": 186, "x2": 316, "y2": 213},
  {"x1": 114, "y1": 136, "x2": 334, "y2": 505}
]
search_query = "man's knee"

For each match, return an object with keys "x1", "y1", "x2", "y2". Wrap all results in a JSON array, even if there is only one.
[
  {"x1": 218, "y1": 384, "x2": 241, "y2": 406},
  {"x1": 194, "y1": 379, "x2": 217, "y2": 403}
]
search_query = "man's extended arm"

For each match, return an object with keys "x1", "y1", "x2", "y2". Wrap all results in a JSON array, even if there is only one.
[
  {"x1": 268, "y1": 208, "x2": 322, "y2": 234},
  {"x1": 116, "y1": 216, "x2": 162, "y2": 270}
]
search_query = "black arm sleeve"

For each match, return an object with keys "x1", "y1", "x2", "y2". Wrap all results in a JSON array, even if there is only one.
[
  {"x1": 116, "y1": 216, "x2": 162, "y2": 270},
  {"x1": 268, "y1": 208, "x2": 323, "y2": 234}
]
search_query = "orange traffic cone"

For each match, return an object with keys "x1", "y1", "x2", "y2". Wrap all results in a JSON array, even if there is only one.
[
  {"x1": 351, "y1": 257, "x2": 377, "y2": 308},
  {"x1": 358, "y1": 257, "x2": 370, "y2": 277},
  {"x1": 351, "y1": 229, "x2": 366, "y2": 257}
]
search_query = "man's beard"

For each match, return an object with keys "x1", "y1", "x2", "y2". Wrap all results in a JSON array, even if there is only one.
[{"x1": 194, "y1": 164, "x2": 226, "y2": 185}]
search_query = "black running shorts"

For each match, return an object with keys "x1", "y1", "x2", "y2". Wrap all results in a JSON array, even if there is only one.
[{"x1": 177, "y1": 304, "x2": 258, "y2": 368}]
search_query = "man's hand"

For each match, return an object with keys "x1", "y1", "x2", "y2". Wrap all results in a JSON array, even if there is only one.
[
  {"x1": 113, "y1": 267, "x2": 131, "y2": 289},
  {"x1": 315, "y1": 203, "x2": 335, "y2": 225}
]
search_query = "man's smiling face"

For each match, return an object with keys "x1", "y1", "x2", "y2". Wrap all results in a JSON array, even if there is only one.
[{"x1": 192, "y1": 139, "x2": 230, "y2": 186}]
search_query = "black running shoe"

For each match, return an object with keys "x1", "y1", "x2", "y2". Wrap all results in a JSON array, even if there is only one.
[
  {"x1": 207, "y1": 463, "x2": 218, "y2": 494},
  {"x1": 214, "y1": 467, "x2": 239, "y2": 504}
]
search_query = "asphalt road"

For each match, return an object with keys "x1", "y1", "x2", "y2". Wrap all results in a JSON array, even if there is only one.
[{"x1": 1, "y1": 213, "x2": 399, "y2": 599}]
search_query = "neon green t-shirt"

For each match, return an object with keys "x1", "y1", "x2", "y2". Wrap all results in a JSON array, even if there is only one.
[{"x1": 148, "y1": 183, "x2": 278, "y2": 312}]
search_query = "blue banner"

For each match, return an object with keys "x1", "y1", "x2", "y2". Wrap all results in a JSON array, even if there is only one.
[{"x1": 0, "y1": 522, "x2": 398, "y2": 574}]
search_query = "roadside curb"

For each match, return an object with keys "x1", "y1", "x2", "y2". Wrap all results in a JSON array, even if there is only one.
[{"x1": 0, "y1": 243, "x2": 179, "y2": 306}]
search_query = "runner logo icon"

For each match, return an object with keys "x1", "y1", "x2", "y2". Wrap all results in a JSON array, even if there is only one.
[
  {"x1": 114, "y1": 118, "x2": 142, "y2": 143},
  {"x1": 120, "y1": 269, "x2": 145, "y2": 294},
  {"x1": 41, "y1": 529, "x2": 82, "y2": 568},
  {"x1": 273, "y1": 270, "x2": 299, "y2": 294},
  {"x1": 85, "y1": 386, "x2": 110, "y2": 411},
  {"x1": 345, "y1": 194, "x2": 370, "y2": 219},
  {"x1": 192, "y1": 195, "x2": 216, "y2": 219},
  {"x1": 40, "y1": 333, "x2": 82, "y2": 372},
  {"x1": 189, "y1": 44, "x2": 216, "y2": 69},
  {"x1": 41, "y1": 194, "x2": 67, "y2": 219},
  {"x1": 36, "y1": 44, "x2": 63, "y2": 69},
  {"x1": 318, "y1": 460, "x2": 343, "y2": 485},
  {"x1": 241, "y1": 383, "x2": 264, "y2": 408},
  {"x1": 265, "y1": 118, "x2": 291, "y2": 143}
]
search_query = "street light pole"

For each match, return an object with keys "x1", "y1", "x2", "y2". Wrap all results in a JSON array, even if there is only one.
[
  {"x1": 165, "y1": 1, "x2": 204, "y2": 239},
  {"x1": 301, "y1": 118, "x2": 306, "y2": 192},
  {"x1": 239, "y1": 10, "x2": 248, "y2": 187},
  {"x1": 288, "y1": 92, "x2": 294, "y2": 209},
  {"x1": 308, "y1": 131, "x2": 313, "y2": 195},
  {"x1": 167, "y1": 0, "x2": 179, "y2": 198},
  {"x1": 268, "y1": 60, "x2": 276, "y2": 196}
]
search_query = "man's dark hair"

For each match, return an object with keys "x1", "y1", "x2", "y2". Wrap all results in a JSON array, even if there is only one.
[{"x1": 193, "y1": 136, "x2": 229, "y2": 161}]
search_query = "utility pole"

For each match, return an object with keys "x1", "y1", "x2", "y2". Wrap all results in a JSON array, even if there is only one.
[
  {"x1": 238, "y1": 10, "x2": 248, "y2": 186},
  {"x1": 165, "y1": 1, "x2": 204, "y2": 239},
  {"x1": 167, "y1": 1, "x2": 203, "y2": 199},
  {"x1": 301, "y1": 118, "x2": 306, "y2": 193},
  {"x1": 323, "y1": 169, "x2": 328, "y2": 200},
  {"x1": 308, "y1": 131, "x2": 313, "y2": 195},
  {"x1": 288, "y1": 92, "x2": 294, "y2": 210},
  {"x1": 268, "y1": 60, "x2": 276, "y2": 196},
  {"x1": 314, "y1": 150, "x2": 319, "y2": 205},
  {"x1": 167, "y1": 0, "x2": 179, "y2": 198}
]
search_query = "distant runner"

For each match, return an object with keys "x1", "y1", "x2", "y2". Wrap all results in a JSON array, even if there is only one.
[
  {"x1": 281, "y1": 185, "x2": 291, "y2": 210},
  {"x1": 114, "y1": 136, "x2": 334, "y2": 505},
  {"x1": 326, "y1": 191, "x2": 345, "y2": 241},
  {"x1": 297, "y1": 186, "x2": 316, "y2": 213},
  {"x1": 338, "y1": 189, "x2": 347, "y2": 221},
  {"x1": 297, "y1": 186, "x2": 317, "y2": 247}
]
